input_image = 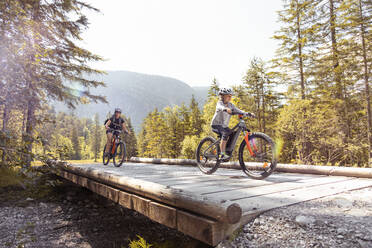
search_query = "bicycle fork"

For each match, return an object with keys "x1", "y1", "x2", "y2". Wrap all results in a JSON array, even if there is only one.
[
  {"x1": 243, "y1": 131, "x2": 258, "y2": 157},
  {"x1": 111, "y1": 139, "x2": 116, "y2": 155}
]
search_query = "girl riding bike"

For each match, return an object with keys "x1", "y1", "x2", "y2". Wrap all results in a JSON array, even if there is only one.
[{"x1": 104, "y1": 108, "x2": 130, "y2": 156}]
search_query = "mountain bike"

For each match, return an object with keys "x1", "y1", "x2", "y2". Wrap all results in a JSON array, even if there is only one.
[
  {"x1": 103, "y1": 129, "x2": 127, "y2": 167},
  {"x1": 195, "y1": 113, "x2": 277, "y2": 179}
]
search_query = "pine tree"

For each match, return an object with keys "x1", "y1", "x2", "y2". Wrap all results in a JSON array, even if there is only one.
[
  {"x1": 208, "y1": 77, "x2": 220, "y2": 98},
  {"x1": 71, "y1": 125, "x2": 81, "y2": 160},
  {"x1": 189, "y1": 95, "x2": 204, "y2": 136},
  {"x1": 124, "y1": 117, "x2": 138, "y2": 158},
  {"x1": 243, "y1": 58, "x2": 279, "y2": 134},
  {"x1": 272, "y1": 0, "x2": 319, "y2": 99},
  {"x1": 0, "y1": 0, "x2": 107, "y2": 166}
]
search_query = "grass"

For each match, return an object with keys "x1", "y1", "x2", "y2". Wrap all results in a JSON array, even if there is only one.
[
  {"x1": 31, "y1": 159, "x2": 99, "y2": 166},
  {"x1": 0, "y1": 166, "x2": 25, "y2": 188}
]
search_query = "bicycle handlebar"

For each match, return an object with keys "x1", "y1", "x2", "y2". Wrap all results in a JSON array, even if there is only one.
[
  {"x1": 238, "y1": 113, "x2": 256, "y2": 119},
  {"x1": 107, "y1": 128, "x2": 129, "y2": 134}
]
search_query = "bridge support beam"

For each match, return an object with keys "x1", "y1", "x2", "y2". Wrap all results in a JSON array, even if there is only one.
[{"x1": 58, "y1": 170, "x2": 244, "y2": 246}]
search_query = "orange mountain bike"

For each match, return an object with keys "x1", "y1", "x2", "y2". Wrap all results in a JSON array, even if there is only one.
[
  {"x1": 195, "y1": 113, "x2": 277, "y2": 179},
  {"x1": 103, "y1": 129, "x2": 127, "y2": 167}
]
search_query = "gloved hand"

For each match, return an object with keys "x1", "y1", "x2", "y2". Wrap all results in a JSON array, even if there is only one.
[{"x1": 245, "y1": 112, "x2": 256, "y2": 118}]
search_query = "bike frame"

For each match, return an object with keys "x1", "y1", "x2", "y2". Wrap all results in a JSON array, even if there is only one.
[
  {"x1": 109, "y1": 131, "x2": 121, "y2": 155},
  {"x1": 207, "y1": 115, "x2": 257, "y2": 158}
]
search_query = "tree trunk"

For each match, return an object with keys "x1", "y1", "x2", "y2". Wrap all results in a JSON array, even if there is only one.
[
  {"x1": 24, "y1": 87, "x2": 36, "y2": 167},
  {"x1": 329, "y1": 0, "x2": 342, "y2": 99},
  {"x1": 1, "y1": 103, "x2": 8, "y2": 164},
  {"x1": 261, "y1": 79, "x2": 266, "y2": 134},
  {"x1": 359, "y1": 0, "x2": 371, "y2": 167},
  {"x1": 22, "y1": 107, "x2": 27, "y2": 134},
  {"x1": 296, "y1": 0, "x2": 305, "y2": 99}
]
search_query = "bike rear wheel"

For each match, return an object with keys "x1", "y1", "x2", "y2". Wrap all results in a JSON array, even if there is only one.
[
  {"x1": 113, "y1": 142, "x2": 126, "y2": 167},
  {"x1": 103, "y1": 145, "x2": 110, "y2": 165},
  {"x1": 195, "y1": 137, "x2": 221, "y2": 174},
  {"x1": 238, "y1": 132, "x2": 277, "y2": 179}
]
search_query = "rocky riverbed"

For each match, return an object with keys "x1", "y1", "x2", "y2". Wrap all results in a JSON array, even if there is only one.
[{"x1": 1, "y1": 174, "x2": 371, "y2": 248}]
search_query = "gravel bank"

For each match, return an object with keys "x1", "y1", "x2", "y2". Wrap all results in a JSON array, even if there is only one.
[
  {"x1": 0, "y1": 179, "x2": 207, "y2": 248},
  {"x1": 218, "y1": 186, "x2": 372, "y2": 248}
]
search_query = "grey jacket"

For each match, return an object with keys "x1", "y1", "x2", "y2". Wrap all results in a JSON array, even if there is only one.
[{"x1": 211, "y1": 101, "x2": 245, "y2": 128}]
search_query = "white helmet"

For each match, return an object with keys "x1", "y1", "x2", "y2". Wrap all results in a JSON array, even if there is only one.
[{"x1": 218, "y1": 87, "x2": 234, "y2": 96}]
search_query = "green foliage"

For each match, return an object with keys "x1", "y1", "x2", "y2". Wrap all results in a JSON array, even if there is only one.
[
  {"x1": 181, "y1": 135, "x2": 199, "y2": 159},
  {"x1": 0, "y1": 0, "x2": 106, "y2": 167},
  {"x1": 128, "y1": 236, "x2": 152, "y2": 248},
  {"x1": 138, "y1": 96, "x2": 203, "y2": 159},
  {"x1": 124, "y1": 117, "x2": 138, "y2": 158},
  {"x1": 0, "y1": 166, "x2": 23, "y2": 188}
]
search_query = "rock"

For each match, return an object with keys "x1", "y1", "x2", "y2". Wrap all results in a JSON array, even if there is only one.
[
  {"x1": 66, "y1": 196, "x2": 73, "y2": 201},
  {"x1": 337, "y1": 235, "x2": 344, "y2": 239},
  {"x1": 54, "y1": 206, "x2": 62, "y2": 213},
  {"x1": 333, "y1": 197, "x2": 353, "y2": 208},
  {"x1": 39, "y1": 202, "x2": 48, "y2": 208},
  {"x1": 26, "y1": 197, "x2": 34, "y2": 201},
  {"x1": 216, "y1": 240, "x2": 233, "y2": 248},
  {"x1": 337, "y1": 228, "x2": 347, "y2": 235},
  {"x1": 357, "y1": 239, "x2": 372, "y2": 248},
  {"x1": 247, "y1": 234, "x2": 254, "y2": 241},
  {"x1": 67, "y1": 191, "x2": 77, "y2": 196},
  {"x1": 295, "y1": 215, "x2": 316, "y2": 226}
]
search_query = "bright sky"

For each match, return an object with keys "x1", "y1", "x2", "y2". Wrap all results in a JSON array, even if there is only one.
[{"x1": 82, "y1": 0, "x2": 283, "y2": 87}]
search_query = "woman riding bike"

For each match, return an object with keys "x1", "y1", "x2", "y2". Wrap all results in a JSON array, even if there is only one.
[
  {"x1": 211, "y1": 87, "x2": 255, "y2": 161},
  {"x1": 104, "y1": 108, "x2": 130, "y2": 156}
]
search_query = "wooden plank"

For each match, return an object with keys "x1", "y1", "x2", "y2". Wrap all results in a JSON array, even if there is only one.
[
  {"x1": 148, "y1": 201, "x2": 177, "y2": 228},
  {"x1": 78, "y1": 176, "x2": 88, "y2": 188},
  {"x1": 171, "y1": 175, "x2": 328, "y2": 196},
  {"x1": 106, "y1": 186, "x2": 119, "y2": 203},
  {"x1": 200, "y1": 176, "x2": 351, "y2": 199},
  {"x1": 132, "y1": 195, "x2": 151, "y2": 216},
  {"x1": 118, "y1": 191, "x2": 132, "y2": 209},
  {"x1": 235, "y1": 178, "x2": 372, "y2": 215},
  {"x1": 177, "y1": 210, "x2": 223, "y2": 246},
  {"x1": 172, "y1": 179, "x2": 273, "y2": 194},
  {"x1": 57, "y1": 163, "x2": 243, "y2": 224}
]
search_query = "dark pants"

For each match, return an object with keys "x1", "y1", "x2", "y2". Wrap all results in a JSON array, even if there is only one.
[{"x1": 211, "y1": 125, "x2": 232, "y2": 141}]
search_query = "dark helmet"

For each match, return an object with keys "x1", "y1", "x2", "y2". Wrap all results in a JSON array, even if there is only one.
[
  {"x1": 218, "y1": 87, "x2": 234, "y2": 96},
  {"x1": 114, "y1": 108, "x2": 122, "y2": 113}
]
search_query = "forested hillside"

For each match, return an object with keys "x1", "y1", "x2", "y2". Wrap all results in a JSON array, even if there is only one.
[{"x1": 54, "y1": 71, "x2": 208, "y2": 131}]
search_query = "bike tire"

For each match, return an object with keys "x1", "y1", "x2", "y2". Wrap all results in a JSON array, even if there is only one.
[
  {"x1": 103, "y1": 145, "x2": 110, "y2": 165},
  {"x1": 113, "y1": 142, "x2": 126, "y2": 167},
  {"x1": 195, "y1": 136, "x2": 221, "y2": 174},
  {"x1": 238, "y1": 132, "x2": 277, "y2": 180}
]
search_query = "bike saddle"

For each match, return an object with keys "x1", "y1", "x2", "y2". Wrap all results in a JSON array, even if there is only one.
[{"x1": 212, "y1": 128, "x2": 222, "y2": 138}]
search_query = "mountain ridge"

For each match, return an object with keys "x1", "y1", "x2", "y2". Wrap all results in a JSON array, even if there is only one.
[{"x1": 54, "y1": 70, "x2": 209, "y2": 131}]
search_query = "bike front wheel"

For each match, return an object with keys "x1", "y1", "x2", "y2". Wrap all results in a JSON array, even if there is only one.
[
  {"x1": 113, "y1": 142, "x2": 126, "y2": 167},
  {"x1": 238, "y1": 132, "x2": 277, "y2": 180},
  {"x1": 103, "y1": 145, "x2": 110, "y2": 165},
  {"x1": 195, "y1": 136, "x2": 221, "y2": 174}
]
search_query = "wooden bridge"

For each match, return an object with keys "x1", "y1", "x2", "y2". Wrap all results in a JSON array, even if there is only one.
[{"x1": 46, "y1": 159, "x2": 372, "y2": 246}]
